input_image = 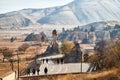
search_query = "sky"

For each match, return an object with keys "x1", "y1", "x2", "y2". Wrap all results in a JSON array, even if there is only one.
[{"x1": 0, "y1": 0, "x2": 74, "y2": 14}]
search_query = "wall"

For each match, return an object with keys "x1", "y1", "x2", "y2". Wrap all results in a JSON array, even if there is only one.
[{"x1": 0, "y1": 71, "x2": 17, "y2": 80}]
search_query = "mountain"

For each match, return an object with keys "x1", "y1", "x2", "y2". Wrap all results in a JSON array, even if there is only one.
[{"x1": 0, "y1": 0, "x2": 120, "y2": 28}]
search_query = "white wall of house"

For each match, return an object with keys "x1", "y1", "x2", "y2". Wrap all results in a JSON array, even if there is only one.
[{"x1": 0, "y1": 71, "x2": 17, "y2": 80}]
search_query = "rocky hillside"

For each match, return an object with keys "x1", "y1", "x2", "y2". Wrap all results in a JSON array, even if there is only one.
[
  {"x1": 58, "y1": 21, "x2": 120, "y2": 42},
  {"x1": 24, "y1": 32, "x2": 48, "y2": 42}
]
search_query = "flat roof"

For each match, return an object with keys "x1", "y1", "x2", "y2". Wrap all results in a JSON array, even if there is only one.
[{"x1": 37, "y1": 54, "x2": 64, "y2": 60}]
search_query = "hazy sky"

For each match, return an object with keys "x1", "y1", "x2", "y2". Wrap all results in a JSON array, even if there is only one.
[{"x1": 0, "y1": 0, "x2": 74, "y2": 14}]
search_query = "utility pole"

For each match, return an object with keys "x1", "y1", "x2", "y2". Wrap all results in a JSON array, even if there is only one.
[
  {"x1": 16, "y1": 50, "x2": 19, "y2": 80},
  {"x1": 81, "y1": 51, "x2": 82, "y2": 73}
]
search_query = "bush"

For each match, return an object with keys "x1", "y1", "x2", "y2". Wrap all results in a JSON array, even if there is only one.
[
  {"x1": 0, "y1": 47, "x2": 13, "y2": 62},
  {"x1": 18, "y1": 43, "x2": 30, "y2": 52},
  {"x1": 89, "y1": 40, "x2": 120, "y2": 71},
  {"x1": 60, "y1": 39, "x2": 74, "y2": 55}
]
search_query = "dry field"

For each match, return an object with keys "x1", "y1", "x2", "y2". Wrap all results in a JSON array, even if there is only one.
[
  {"x1": 0, "y1": 34, "x2": 120, "y2": 80},
  {"x1": 0, "y1": 60, "x2": 27, "y2": 76},
  {"x1": 0, "y1": 37, "x2": 48, "y2": 77},
  {"x1": 0, "y1": 42, "x2": 47, "y2": 76}
]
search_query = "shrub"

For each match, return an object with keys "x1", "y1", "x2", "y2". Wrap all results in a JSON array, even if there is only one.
[
  {"x1": 89, "y1": 40, "x2": 120, "y2": 71},
  {"x1": 0, "y1": 47, "x2": 13, "y2": 62},
  {"x1": 60, "y1": 39, "x2": 74, "y2": 55},
  {"x1": 18, "y1": 43, "x2": 30, "y2": 52}
]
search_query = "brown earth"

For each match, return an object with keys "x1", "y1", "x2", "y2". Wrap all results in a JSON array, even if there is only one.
[{"x1": 0, "y1": 40, "x2": 48, "y2": 77}]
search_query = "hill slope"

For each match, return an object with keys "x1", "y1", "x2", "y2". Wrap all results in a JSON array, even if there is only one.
[{"x1": 0, "y1": 0, "x2": 120, "y2": 27}]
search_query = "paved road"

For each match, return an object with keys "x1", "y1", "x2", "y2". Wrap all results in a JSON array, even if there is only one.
[{"x1": 20, "y1": 60, "x2": 91, "y2": 77}]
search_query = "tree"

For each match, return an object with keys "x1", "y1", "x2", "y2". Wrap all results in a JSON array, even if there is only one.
[
  {"x1": 89, "y1": 40, "x2": 120, "y2": 71},
  {"x1": 10, "y1": 37, "x2": 17, "y2": 42},
  {"x1": 10, "y1": 37, "x2": 14, "y2": 42},
  {"x1": 114, "y1": 24, "x2": 120, "y2": 29},
  {"x1": 74, "y1": 42, "x2": 82, "y2": 62},
  {"x1": 41, "y1": 35, "x2": 45, "y2": 42},
  {"x1": 62, "y1": 28, "x2": 65, "y2": 33},
  {"x1": 94, "y1": 40, "x2": 106, "y2": 55},
  {"x1": 9, "y1": 59, "x2": 14, "y2": 71},
  {"x1": 90, "y1": 26, "x2": 95, "y2": 32},
  {"x1": 85, "y1": 29, "x2": 88, "y2": 32},
  {"x1": 93, "y1": 40, "x2": 106, "y2": 70},
  {"x1": 104, "y1": 26, "x2": 111, "y2": 31},
  {"x1": 60, "y1": 39, "x2": 74, "y2": 55},
  {"x1": 18, "y1": 43, "x2": 29, "y2": 52},
  {"x1": 0, "y1": 47, "x2": 13, "y2": 62},
  {"x1": 18, "y1": 43, "x2": 30, "y2": 61}
]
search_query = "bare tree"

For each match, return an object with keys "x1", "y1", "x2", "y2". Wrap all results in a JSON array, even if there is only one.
[
  {"x1": 0, "y1": 47, "x2": 13, "y2": 62},
  {"x1": 18, "y1": 43, "x2": 30, "y2": 61},
  {"x1": 89, "y1": 40, "x2": 120, "y2": 71},
  {"x1": 18, "y1": 43, "x2": 29, "y2": 52},
  {"x1": 94, "y1": 40, "x2": 106, "y2": 55}
]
